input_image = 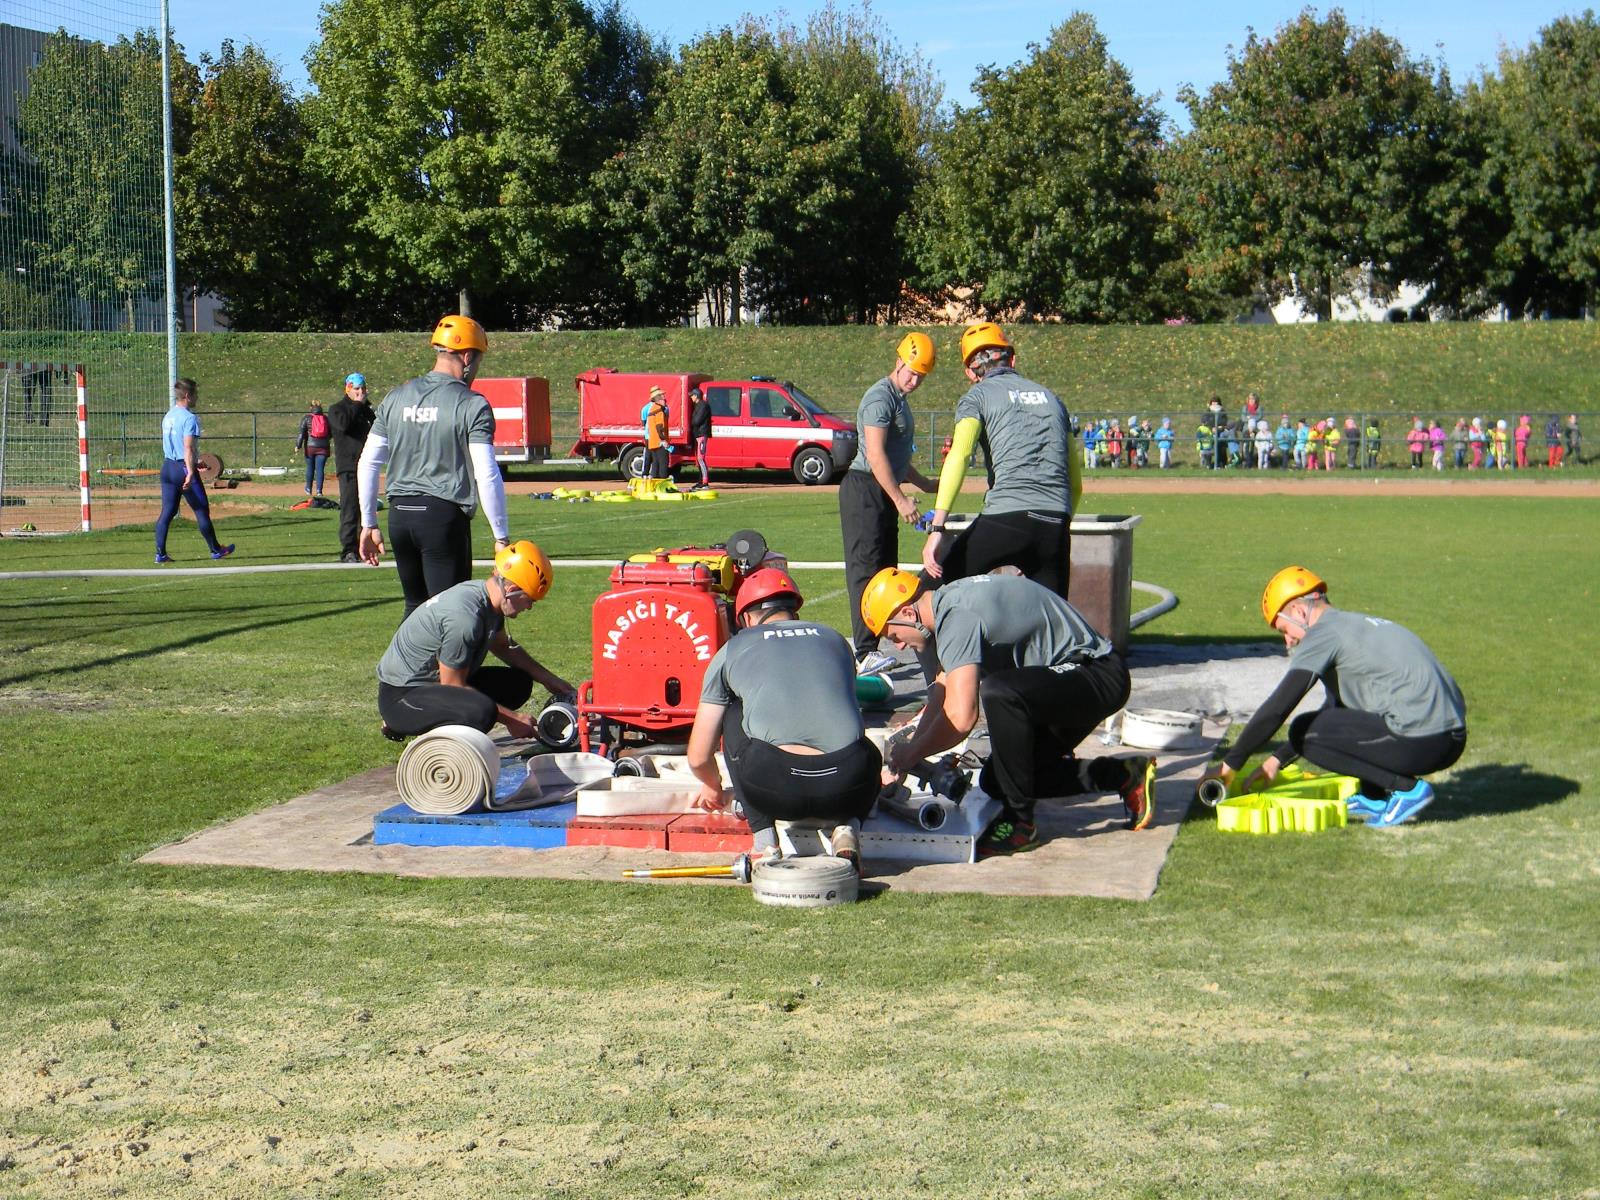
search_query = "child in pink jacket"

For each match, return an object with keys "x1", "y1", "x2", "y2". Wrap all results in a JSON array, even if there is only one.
[
  {"x1": 1514, "y1": 415, "x2": 1532, "y2": 469},
  {"x1": 1428, "y1": 420, "x2": 1446, "y2": 470}
]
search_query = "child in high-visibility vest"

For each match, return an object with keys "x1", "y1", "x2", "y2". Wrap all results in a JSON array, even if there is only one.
[
  {"x1": 1306, "y1": 421, "x2": 1325, "y2": 470},
  {"x1": 1492, "y1": 420, "x2": 1510, "y2": 471},
  {"x1": 1323, "y1": 420, "x2": 1341, "y2": 470}
]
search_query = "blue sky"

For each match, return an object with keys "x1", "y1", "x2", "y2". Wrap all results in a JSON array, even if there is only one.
[{"x1": 149, "y1": 0, "x2": 1567, "y2": 124}]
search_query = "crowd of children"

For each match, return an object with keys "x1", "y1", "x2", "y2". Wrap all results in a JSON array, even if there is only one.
[{"x1": 1071, "y1": 402, "x2": 1584, "y2": 471}]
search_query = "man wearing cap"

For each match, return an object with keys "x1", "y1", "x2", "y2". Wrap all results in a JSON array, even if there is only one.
[
  {"x1": 687, "y1": 568, "x2": 882, "y2": 868},
  {"x1": 377, "y1": 541, "x2": 574, "y2": 739},
  {"x1": 860, "y1": 567, "x2": 1157, "y2": 858},
  {"x1": 358, "y1": 315, "x2": 514, "y2": 617},
  {"x1": 643, "y1": 386, "x2": 670, "y2": 486},
  {"x1": 839, "y1": 332, "x2": 940, "y2": 675},
  {"x1": 328, "y1": 372, "x2": 375, "y2": 562},
  {"x1": 1200, "y1": 566, "x2": 1467, "y2": 828},
  {"x1": 919, "y1": 323, "x2": 1080, "y2": 600}
]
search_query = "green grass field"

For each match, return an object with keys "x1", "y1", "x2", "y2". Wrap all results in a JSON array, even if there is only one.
[{"x1": 2, "y1": 489, "x2": 1597, "y2": 1197}]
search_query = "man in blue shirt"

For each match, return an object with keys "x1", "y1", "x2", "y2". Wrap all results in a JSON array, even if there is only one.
[{"x1": 154, "y1": 378, "x2": 234, "y2": 564}]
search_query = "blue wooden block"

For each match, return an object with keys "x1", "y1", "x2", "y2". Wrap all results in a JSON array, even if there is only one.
[{"x1": 372, "y1": 801, "x2": 577, "y2": 849}]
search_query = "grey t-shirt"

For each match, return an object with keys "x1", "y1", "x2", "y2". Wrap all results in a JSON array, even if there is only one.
[
  {"x1": 847, "y1": 376, "x2": 915, "y2": 479},
  {"x1": 931, "y1": 574, "x2": 1110, "y2": 674},
  {"x1": 699, "y1": 620, "x2": 865, "y2": 752},
  {"x1": 1289, "y1": 608, "x2": 1466, "y2": 736},
  {"x1": 371, "y1": 371, "x2": 496, "y2": 514},
  {"x1": 377, "y1": 580, "x2": 502, "y2": 687},
  {"x1": 954, "y1": 366, "x2": 1072, "y2": 515}
]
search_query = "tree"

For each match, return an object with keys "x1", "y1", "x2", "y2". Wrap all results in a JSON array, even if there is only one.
[
  {"x1": 1165, "y1": 9, "x2": 1453, "y2": 320},
  {"x1": 12, "y1": 30, "x2": 197, "y2": 331},
  {"x1": 913, "y1": 13, "x2": 1168, "y2": 323},
  {"x1": 177, "y1": 42, "x2": 329, "y2": 330},
  {"x1": 306, "y1": 0, "x2": 663, "y2": 321},
  {"x1": 601, "y1": 26, "x2": 803, "y2": 325},
  {"x1": 1469, "y1": 11, "x2": 1600, "y2": 316}
]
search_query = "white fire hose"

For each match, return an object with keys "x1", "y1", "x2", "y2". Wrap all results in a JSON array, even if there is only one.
[{"x1": 396, "y1": 725, "x2": 513, "y2": 816}]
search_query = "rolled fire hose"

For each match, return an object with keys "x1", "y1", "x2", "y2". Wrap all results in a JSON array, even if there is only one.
[
  {"x1": 876, "y1": 788, "x2": 956, "y2": 832},
  {"x1": 397, "y1": 725, "x2": 512, "y2": 816},
  {"x1": 750, "y1": 856, "x2": 858, "y2": 908}
]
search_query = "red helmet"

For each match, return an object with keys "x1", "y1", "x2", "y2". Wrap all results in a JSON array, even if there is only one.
[{"x1": 734, "y1": 567, "x2": 802, "y2": 622}]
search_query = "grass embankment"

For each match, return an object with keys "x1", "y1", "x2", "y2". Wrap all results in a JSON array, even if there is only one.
[
  {"x1": 64, "y1": 321, "x2": 1587, "y2": 476},
  {"x1": 1, "y1": 491, "x2": 1597, "y2": 1197}
]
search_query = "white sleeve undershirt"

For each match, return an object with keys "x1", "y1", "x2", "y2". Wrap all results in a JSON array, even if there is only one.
[
  {"x1": 470, "y1": 441, "x2": 509, "y2": 540},
  {"x1": 357, "y1": 433, "x2": 389, "y2": 529}
]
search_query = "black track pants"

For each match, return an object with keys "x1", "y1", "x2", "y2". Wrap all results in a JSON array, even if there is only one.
[
  {"x1": 378, "y1": 668, "x2": 535, "y2": 736},
  {"x1": 337, "y1": 469, "x2": 360, "y2": 557},
  {"x1": 838, "y1": 469, "x2": 900, "y2": 658},
  {"x1": 979, "y1": 652, "x2": 1131, "y2": 821},
  {"x1": 924, "y1": 509, "x2": 1071, "y2": 599},
  {"x1": 1288, "y1": 709, "x2": 1466, "y2": 794},
  {"x1": 721, "y1": 701, "x2": 882, "y2": 833},
  {"x1": 387, "y1": 494, "x2": 472, "y2": 619}
]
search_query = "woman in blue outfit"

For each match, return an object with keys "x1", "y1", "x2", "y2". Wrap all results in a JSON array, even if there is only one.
[{"x1": 154, "y1": 378, "x2": 234, "y2": 564}]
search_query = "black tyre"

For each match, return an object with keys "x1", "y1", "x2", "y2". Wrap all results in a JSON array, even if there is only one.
[
  {"x1": 792, "y1": 446, "x2": 833, "y2": 485},
  {"x1": 618, "y1": 445, "x2": 646, "y2": 480}
]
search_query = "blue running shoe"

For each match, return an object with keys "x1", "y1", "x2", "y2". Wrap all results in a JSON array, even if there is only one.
[
  {"x1": 154, "y1": 552, "x2": 173, "y2": 564},
  {"x1": 1370, "y1": 780, "x2": 1435, "y2": 828},
  {"x1": 211, "y1": 543, "x2": 235, "y2": 560},
  {"x1": 1345, "y1": 792, "x2": 1388, "y2": 821}
]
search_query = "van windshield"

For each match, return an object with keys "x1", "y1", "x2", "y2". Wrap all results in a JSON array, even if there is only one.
[{"x1": 785, "y1": 382, "x2": 834, "y2": 418}]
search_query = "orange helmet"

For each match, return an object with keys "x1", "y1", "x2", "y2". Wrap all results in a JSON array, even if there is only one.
[
  {"x1": 1261, "y1": 565, "x2": 1325, "y2": 626},
  {"x1": 896, "y1": 332, "x2": 936, "y2": 376},
  {"x1": 431, "y1": 314, "x2": 488, "y2": 354},
  {"x1": 860, "y1": 567, "x2": 920, "y2": 636},
  {"x1": 495, "y1": 540, "x2": 552, "y2": 602},
  {"x1": 960, "y1": 322, "x2": 1012, "y2": 366}
]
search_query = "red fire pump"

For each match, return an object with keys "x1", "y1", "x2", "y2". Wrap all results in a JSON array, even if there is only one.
[{"x1": 566, "y1": 530, "x2": 783, "y2": 756}]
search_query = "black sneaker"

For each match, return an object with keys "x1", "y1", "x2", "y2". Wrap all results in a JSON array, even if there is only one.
[
  {"x1": 1119, "y1": 756, "x2": 1158, "y2": 830},
  {"x1": 380, "y1": 723, "x2": 407, "y2": 743},
  {"x1": 975, "y1": 814, "x2": 1038, "y2": 859}
]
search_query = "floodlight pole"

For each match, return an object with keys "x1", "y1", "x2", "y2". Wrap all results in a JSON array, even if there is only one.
[{"x1": 160, "y1": 0, "x2": 179, "y2": 389}]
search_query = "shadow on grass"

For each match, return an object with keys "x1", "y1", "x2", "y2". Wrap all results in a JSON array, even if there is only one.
[
  {"x1": 0, "y1": 594, "x2": 398, "y2": 689},
  {"x1": 1431, "y1": 763, "x2": 1580, "y2": 820},
  {"x1": 1126, "y1": 634, "x2": 1282, "y2": 666}
]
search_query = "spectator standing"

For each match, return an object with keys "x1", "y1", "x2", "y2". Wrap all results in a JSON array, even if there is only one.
[
  {"x1": 1294, "y1": 420, "x2": 1310, "y2": 469},
  {"x1": 295, "y1": 399, "x2": 332, "y2": 505},
  {"x1": 1343, "y1": 418, "x2": 1360, "y2": 468},
  {"x1": 1255, "y1": 419, "x2": 1272, "y2": 468},
  {"x1": 643, "y1": 387, "x2": 670, "y2": 485},
  {"x1": 1082, "y1": 421, "x2": 1099, "y2": 470},
  {"x1": 1492, "y1": 420, "x2": 1510, "y2": 471},
  {"x1": 1207, "y1": 397, "x2": 1227, "y2": 469},
  {"x1": 153, "y1": 379, "x2": 234, "y2": 564},
  {"x1": 838, "y1": 333, "x2": 938, "y2": 673},
  {"x1": 1155, "y1": 418, "x2": 1174, "y2": 469},
  {"x1": 1195, "y1": 419, "x2": 1214, "y2": 469},
  {"x1": 1364, "y1": 417, "x2": 1382, "y2": 468},
  {"x1": 1217, "y1": 420, "x2": 1236, "y2": 469},
  {"x1": 1275, "y1": 416, "x2": 1294, "y2": 468},
  {"x1": 919, "y1": 323, "x2": 1079, "y2": 600},
  {"x1": 1514, "y1": 415, "x2": 1532, "y2": 470},
  {"x1": 1449, "y1": 419, "x2": 1468, "y2": 469},
  {"x1": 1428, "y1": 420, "x2": 1446, "y2": 471},
  {"x1": 1545, "y1": 415, "x2": 1563, "y2": 467},
  {"x1": 1306, "y1": 421, "x2": 1325, "y2": 470},
  {"x1": 328, "y1": 373, "x2": 376, "y2": 563},
  {"x1": 1468, "y1": 418, "x2": 1487, "y2": 468},
  {"x1": 1564, "y1": 414, "x2": 1582, "y2": 465},
  {"x1": 1323, "y1": 420, "x2": 1340, "y2": 471},
  {"x1": 358, "y1": 315, "x2": 512, "y2": 619},
  {"x1": 688, "y1": 385, "x2": 713, "y2": 490},
  {"x1": 1134, "y1": 418, "x2": 1152, "y2": 468},
  {"x1": 1406, "y1": 420, "x2": 1428, "y2": 469}
]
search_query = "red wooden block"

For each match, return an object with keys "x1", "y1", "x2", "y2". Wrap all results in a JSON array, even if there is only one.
[
  {"x1": 566, "y1": 813, "x2": 676, "y2": 850},
  {"x1": 667, "y1": 812, "x2": 753, "y2": 853}
]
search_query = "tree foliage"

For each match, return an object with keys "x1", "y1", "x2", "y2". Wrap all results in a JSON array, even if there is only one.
[
  {"x1": 603, "y1": 5, "x2": 934, "y2": 325},
  {"x1": 10, "y1": 31, "x2": 197, "y2": 330},
  {"x1": 913, "y1": 13, "x2": 1167, "y2": 322},
  {"x1": 1469, "y1": 11, "x2": 1600, "y2": 316},
  {"x1": 177, "y1": 43, "x2": 329, "y2": 330},
  {"x1": 306, "y1": 0, "x2": 663, "y2": 319},
  {"x1": 1166, "y1": 9, "x2": 1453, "y2": 320}
]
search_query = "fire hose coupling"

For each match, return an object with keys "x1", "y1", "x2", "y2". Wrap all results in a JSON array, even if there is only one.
[
  {"x1": 1196, "y1": 777, "x2": 1229, "y2": 808},
  {"x1": 535, "y1": 695, "x2": 581, "y2": 751},
  {"x1": 879, "y1": 727, "x2": 972, "y2": 803}
]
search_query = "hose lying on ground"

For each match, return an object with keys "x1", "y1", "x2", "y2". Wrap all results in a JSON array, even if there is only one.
[{"x1": 396, "y1": 725, "x2": 512, "y2": 816}]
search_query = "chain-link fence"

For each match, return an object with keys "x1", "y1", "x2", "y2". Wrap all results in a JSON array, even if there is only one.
[{"x1": 1, "y1": 2, "x2": 168, "y2": 531}]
